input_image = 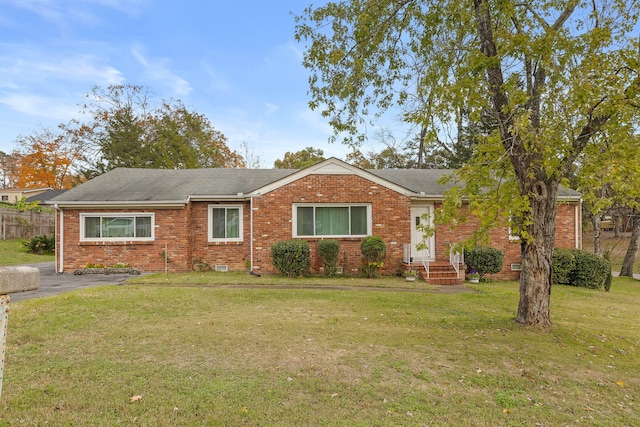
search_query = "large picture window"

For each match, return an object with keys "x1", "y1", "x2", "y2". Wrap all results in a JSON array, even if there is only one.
[
  {"x1": 294, "y1": 204, "x2": 371, "y2": 237},
  {"x1": 208, "y1": 205, "x2": 243, "y2": 242},
  {"x1": 81, "y1": 213, "x2": 154, "y2": 241}
]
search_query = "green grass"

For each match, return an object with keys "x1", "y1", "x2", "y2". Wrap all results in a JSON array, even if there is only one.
[
  {"x1": 2, "y1": 278, "x2": 638, "y2": 426},
  {"x1": 0, "y1": 239, "x2": 54, "y2": 266},
  {"x1": 127, "y1": 270, "x2": 440, "y2": 290}
]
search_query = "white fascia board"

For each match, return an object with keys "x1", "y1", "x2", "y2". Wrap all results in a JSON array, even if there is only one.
[
  {"x1": 254, "y1": 157, "x2": 415, "y2": 196},
  {"x1": 53, "y1": 201, "x2": 187, "y2": 209},
  {"x1": 187, "y1": 195, "x2": 252, "y2": 202}
]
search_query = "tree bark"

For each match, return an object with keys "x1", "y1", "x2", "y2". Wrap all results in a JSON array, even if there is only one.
[
  {"x1": 515, "y1": 180, "x2": 558, "y2": 328},
  {"x1": 619, "y1": 208, "x2": 640, "y2": 277},
  {"x1": 591, "y1": 214, "x2": 602, "y2": 257}
]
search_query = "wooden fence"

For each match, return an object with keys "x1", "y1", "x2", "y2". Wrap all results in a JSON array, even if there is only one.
[{"x1": 0, "y1": 209, "x2": 55, "y2": 240}]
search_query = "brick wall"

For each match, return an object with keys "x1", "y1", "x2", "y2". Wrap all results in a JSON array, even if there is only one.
[
  {"x1": 57, "y1": 178, "x2": 581, "y2": 278},
  {"x1": 58, "y1": 207, "x2": 193, "y2": 272},
  {"x1": 190, "y1": 201, "x2": 252, "y2": 271},
  {"x1": 251, "y1": 174, "x2": 412, "y2": 275},
  {"x1": 434, "y1": 201, "x2": 581, "y2": 280}
]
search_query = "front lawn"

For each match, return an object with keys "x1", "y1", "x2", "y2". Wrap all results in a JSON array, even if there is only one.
[
  {"x1": 2, "y1": 278, "x2": 638, "y2": 426},
  {"x1": 0, "y1": 238, "x2": 54, "y2": 266}
]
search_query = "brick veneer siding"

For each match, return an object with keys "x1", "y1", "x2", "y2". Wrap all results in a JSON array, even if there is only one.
[
  {"x1": 434, "y1": 201, "x2": 581, "y2": 280},
  {"x1": 56, "y1": 177, "x2": 580, "y2": 278},
  {"x1": 57, "y1": 207, "x2": 193, "y2": 273},
  {"x1": 250, "y1": 174, "x2": 412, "y2": 275},
  {"x1": 190, "y1": 201, "x2": 252, "y2": 271}
]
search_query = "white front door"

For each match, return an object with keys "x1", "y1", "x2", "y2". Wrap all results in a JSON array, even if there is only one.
[{"x1": 410, "y1": 205, "x2": 435, "y2": 261}]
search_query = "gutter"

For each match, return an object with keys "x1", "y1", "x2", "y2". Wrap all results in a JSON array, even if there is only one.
[{"x1": 52, "y1": 200, "x2": 188, "y2": 209}]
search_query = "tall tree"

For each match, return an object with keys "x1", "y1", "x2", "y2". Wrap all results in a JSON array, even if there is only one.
[
  {"x1": 12, "y1": 126, "x2": 84, "y2": 189},
  {"x1": 80, "y1": 85, "x2": 243, "y2": 172},
  {"x1": 0, "y1": 151, "x2": 19, "y2": 188},
  {"x1": 296, "y1": 0, "x2": 640, "y2": 327},
  {"x1": 273, "y1": 147, "x2": 326, "y2": 169}
]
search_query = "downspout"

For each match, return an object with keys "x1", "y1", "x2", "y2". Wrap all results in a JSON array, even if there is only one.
[
  {"x1": 250, "y1": 195, "x2": 254, "y2": 273},
  {"x1": 575, "y1": 201, "x2": 581, "y2": 249},
  {"x1": 56, "y1": 204, "x2": 64, "y2": 273}
]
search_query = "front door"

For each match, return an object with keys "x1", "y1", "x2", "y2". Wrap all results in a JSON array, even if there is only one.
[{"x1": 411, "y1": 205, "x2": 435, "y2": 261}]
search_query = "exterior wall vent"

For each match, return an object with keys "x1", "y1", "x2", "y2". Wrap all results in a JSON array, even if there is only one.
[
  {"x1": 510, "y1": 263, "x2": 522, "y2": 271},
  {"x1": 215, "y1": 265, "x2": 229, "y2": 272}
]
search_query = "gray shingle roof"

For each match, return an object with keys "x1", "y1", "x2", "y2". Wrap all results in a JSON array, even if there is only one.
[
  {"x1": 50, "y1": 168, "x2": 297, "y2": 203},
  {"x1": 368, "y1": 169, "x2": 455, "y2": 195},
  {"x1": 50, "y1": 164, "x2": 580, "y2": 204}
]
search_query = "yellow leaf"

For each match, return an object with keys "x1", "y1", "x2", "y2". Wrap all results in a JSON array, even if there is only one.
[
  {"x1": 503, "y1": 408, "x2": 511, "y2": 414},
  {"x1": 130, "y1": 395, "x2": 143, "y2": 403},
  {"x1": 616, "y1": 380, "x2": 625, "y2": 388}
]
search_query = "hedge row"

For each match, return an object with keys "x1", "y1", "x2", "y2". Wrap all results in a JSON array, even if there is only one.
[{"x1": 552, "y1": 248, "x2": 611, "y2": 290}]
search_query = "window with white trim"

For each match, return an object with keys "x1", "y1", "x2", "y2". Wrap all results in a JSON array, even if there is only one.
[
  {"x1": 508, "y1": 214, "x2": 523, "y2": 241},
  {"x1": 293, "y1": 204, "x2": 371, "y2": 237},
  {"x1": 80, "y1": 213, "x2": 154, "y2": 241},
  {"x1": 208, "y1": 205, "x2": 243, "y2": 242}
]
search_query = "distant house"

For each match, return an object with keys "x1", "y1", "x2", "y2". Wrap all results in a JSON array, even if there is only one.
[
  {"x1": 26, "y1": 189, "x2": 67, "y2": 205},
  {"x1": 0, "y1": 187, "x2": 52, "y2": 204},
  {"x1": 49, "y1": 158, "x2": 582, "y2": 282}
]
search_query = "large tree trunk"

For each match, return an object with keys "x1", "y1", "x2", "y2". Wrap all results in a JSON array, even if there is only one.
[
  {"x1": 516, "y1": 181, "x2": 558, "y2": 328},
  {"x1": 619, "y1": 208, "x2": 640, "y2": 277}
]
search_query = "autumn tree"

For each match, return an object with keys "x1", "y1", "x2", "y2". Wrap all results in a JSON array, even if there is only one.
[
  {"x1": 0, "y1": 151, "x2": 20, "y2": 188},
  {"x1": 80, "y1": 85, "x2": 243, "y2": 173},
  {"x1": 12, "y1": 126, "x2": 85, "y2": 189},
  {"x1": 273, "y1": 146, "x2": 325, "y2": 169},
  {"x1": 296, "y1": 0, "x2": 640, "y2": 327}
]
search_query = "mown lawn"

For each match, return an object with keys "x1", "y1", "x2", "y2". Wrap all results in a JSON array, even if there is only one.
[
  {"x1": 1, "y1": 277, "x2": 638, "y2": 426},
  {"x1": 0, "y1": 239, "x2": 54, "y2": 266}
]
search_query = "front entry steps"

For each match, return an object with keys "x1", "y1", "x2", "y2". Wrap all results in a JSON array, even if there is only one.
[{"x1": 403, "y1": 261, "x2": 464, "y2": 285}]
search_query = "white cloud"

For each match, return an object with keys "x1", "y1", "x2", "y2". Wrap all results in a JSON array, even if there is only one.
[
  {"x1": 0, "y1": 49, "x2": 125, "y2": 86},
  {"x1": 264, "y1": 103, "x2": 279, "y2": 116},
  {"x1": 201, "y1": 64, "x2": 234, "y2": 95},
  {"x1": 0, "y1": 93, "x2": 80, "y2": 121},
  {"x1": 130, "y1": 45, "x2": 192, "y2": 96}
]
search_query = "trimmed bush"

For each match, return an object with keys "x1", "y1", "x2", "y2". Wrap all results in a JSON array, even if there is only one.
[
  {"x1": 465, "y1": 246, "x2": 504, "y2": 278},
  {"x1": 552, "y1": 248, "x2": 611, "y2": 290},
  {"x1": 360, "y1": 236, "x2": 386, "y2": 278},
  {"x1": 571, "y1": 249, "x2": 610, "y2": 290},
  {"x1": 23, "y1": 235, "x2": 55, "y2": 255},
  {"x1": 318, "y1": 239, "x2": 340, "y2": 276},
  {"x1": 271, "y1": 239, "x2": 311, "y2": 277},
  {"x1": 552, "y1": 248, "x2": 576, "y2": 285}
]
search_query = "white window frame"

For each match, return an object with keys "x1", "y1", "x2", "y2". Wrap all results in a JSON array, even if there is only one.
[
  {"x1": 508, "y1": 213, "x2": 522, "y2": 242},
  {"x1": 292, "y1": 203, "x2": 372, "y2": 238},
  {"x1": 80, "y1": 213, "x2": 155, "y2": 242},
  {"x1": 208, "y1": 204, "x2": 244, "y2": 243}
]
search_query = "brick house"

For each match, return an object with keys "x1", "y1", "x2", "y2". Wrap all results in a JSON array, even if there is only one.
[{"x1": 49, "y1": 158, "x2": 582, "y2": 282}]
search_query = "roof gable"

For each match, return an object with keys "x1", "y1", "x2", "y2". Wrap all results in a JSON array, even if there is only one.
[{"x1": 253, "y1": 157, "x2": 413, "y2": 196}]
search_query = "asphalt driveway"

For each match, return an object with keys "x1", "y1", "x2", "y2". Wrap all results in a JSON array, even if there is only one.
[{"x1": 8, "y1": 262, "x2": 136, "y2": 302}]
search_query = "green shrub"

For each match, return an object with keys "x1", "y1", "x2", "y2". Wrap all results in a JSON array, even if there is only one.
[
  {"x1": 552, "y1": 248, "x2": 576, "y2": 285},
  {"x1": 571, "y1": 249, "x2": 610, "y2": 290},
  {"x1": 318, "y1": 239, "x2": 340, "y2": 276},
  {"x1": 360, "y1": 236, "x2": 386, "y2": 278},
  {"x1": 22, "y1": 235, "x2": 55, "y2": 255},
  {"x1": 271, "y1": 239, "x2": 311, "y2": 277},
  {"x1": 465, "y1": 246, "x2": 504, "y2": 278}
]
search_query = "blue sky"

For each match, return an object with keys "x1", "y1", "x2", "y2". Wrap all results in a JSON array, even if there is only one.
[{"x1": 0, "y1": 0, "x2": 367, "y2": 166}]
